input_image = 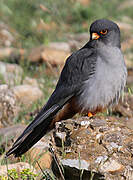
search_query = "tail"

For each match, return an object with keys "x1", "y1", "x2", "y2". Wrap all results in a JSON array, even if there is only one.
[{"x1": 6, "y1": 94, "x2": 74, "y2": 157}]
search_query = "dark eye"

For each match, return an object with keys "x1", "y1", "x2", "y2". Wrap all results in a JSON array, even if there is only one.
[{"x1": 100, "y1": 29, "x2": 108, "y2": 35}]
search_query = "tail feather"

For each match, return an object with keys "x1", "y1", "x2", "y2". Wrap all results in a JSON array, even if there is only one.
[
  {"x1": 13, "y1": 104, "x2": 59, "y2": 147},
  {"x1": 6, "y1": 88, "x2": 75, "y2": 158},
  {"x1": 6, "y1": 104, "x2": 61, "y2": 157}
]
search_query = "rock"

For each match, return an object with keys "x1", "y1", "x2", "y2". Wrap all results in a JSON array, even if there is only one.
[
  {"x1": 0, "y1": 162, "x2": 37, "y2": 176},
  {"x1": 12, "y1": 85, "x2": 43, "y2": 107},
  {"x1": 68, "y1": 32, "x2": 89, "y2": 42},
  {"x1": 0, "y1": 48, "x2": 26, "y2": 62},
  {"x1": 28, "y1": 42, "x2": 71, "y2": 66},
  {"x1": 0, "y1": 83, "x2": 43, "y2": 127},
  {"x1": 113, "y1": 93, "x2": 133, "y2": 118},
  {"x1": 67, "y1": 33, "x2": 89, "y2": 51},
  {"x1": 0, "y1": 84, "x2": 19, "y2": 127},
  {"x1": 26, "y1": 132, "x2": 52, "y2": 170},
  {"x1": 28, "y1": 146, "x2": 52, "y2": 170},
  {"x1": 28, "y1": 45, "x2": 44, "y2": 63},
  {"x1": 42, "y1": 42, "x2": 71, "y2": 67},
  {"x1": 48, "y1": 42, "x2": 71, "y2": 52},
  {"x1": 51, "y1": 116, "x2": 133, "y2": 180},
  {"x1": 41, "y1": 47, "x2": 70, "y2": 66},
  {"x1": 100, "y1": 159, "x2": 124, "y2": 173},
  {"x1": 0, "y1": 47, "x2": 15, "y2": 58},
  {"x1": 0, "y1": 21, "x2": 17, "y2": 47},
  {"x1": 0, "y1": 61, "x2": 23, "y2": 86},
  {"x1": 23, "y1": 77, "x2": 39, "y2": 87},
  {"x1": 0, "y1": 124, "x2": 26, "y2": 152},
  {"x1": 41, "y1": 46, "x2": 71, "y2": 75},
  {"x1": 68, "y1": 40, "x2": 81, "y2": 51}
]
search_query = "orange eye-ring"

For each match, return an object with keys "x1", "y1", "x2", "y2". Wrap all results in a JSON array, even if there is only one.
[{"x1": 100, "y1": 29, "x2": 108, "y2": 35}]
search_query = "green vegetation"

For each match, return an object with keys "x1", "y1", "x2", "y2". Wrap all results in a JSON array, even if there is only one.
[
  {"x1": 0, "y1": 168, "x2": 38, "y2": 180},
  {"x1": 0, "y1": 0, "x2": 131, "y2": 48}
]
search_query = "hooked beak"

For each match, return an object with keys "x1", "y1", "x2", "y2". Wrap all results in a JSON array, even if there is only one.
[{"x1": 92, "y1": 33, "x2": 100, "y2": 40}]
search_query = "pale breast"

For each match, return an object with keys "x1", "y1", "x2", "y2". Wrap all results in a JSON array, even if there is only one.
[{"x1": 77, "y1": 47, "x2": 127, "y2": 112}]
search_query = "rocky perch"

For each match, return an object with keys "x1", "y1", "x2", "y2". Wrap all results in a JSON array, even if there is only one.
[
  {"x1": 51, "y1": 115, "x2": 133, "y2": 180},
  {"x1": 3, "y1": 94, "x2": 133, "y2": 179}
]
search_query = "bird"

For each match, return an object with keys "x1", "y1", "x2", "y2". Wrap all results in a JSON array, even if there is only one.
[{"x1": 6, "y1": 19, "x2": 127, "y2": 157}]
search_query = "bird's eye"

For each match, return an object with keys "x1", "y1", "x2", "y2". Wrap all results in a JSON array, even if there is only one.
[{"x1": 100, "y1": 29, "x2": 108, "y2": 35}]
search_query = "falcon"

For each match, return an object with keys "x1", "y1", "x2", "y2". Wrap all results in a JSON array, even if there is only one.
[{"x1": 6, "y1": 19, "x2": 127, "y2": 157}]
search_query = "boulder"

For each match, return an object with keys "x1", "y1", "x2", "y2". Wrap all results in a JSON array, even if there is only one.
[
  {"x1": 0, "y1": 124, "x2": 26, "y2": 148},
  {"x1": 26, "y1": 131, "x2": 52, "y2": 170},
  {"x1": 0, "y1": 61, "x2": 23, "y2": 86},
  {"x1": 12, "y1": 85, "x2": 43, "y2": 107},
  {"x1": 52, "y1": 115, "x2": 133, "y2": 180},
  {"x1": 113, "y1": 93, "x2": 133, "y2": 118},
  {"x1": 28, "y1": 43, "x2": 71, "y2": 67},
  {"x1": 0, "y1": 84, "x2": 19, "y2": 127},
  {"x1": 23, "y1": 77, "x2": 39, "y2": 87},
  {"x1": 41, "y1": 47, "x2": 70, "y2": 66},
  {"x1": 0, "y1": 21, "x2": 17, "y2": 47}
]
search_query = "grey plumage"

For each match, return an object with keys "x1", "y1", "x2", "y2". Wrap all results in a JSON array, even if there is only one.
[
  {"x1": 78, "y1": 46, "x2": 127, "y2": 112},
  {"x1": 6, "y1": 19, "x2": 127, "y2": 157}
]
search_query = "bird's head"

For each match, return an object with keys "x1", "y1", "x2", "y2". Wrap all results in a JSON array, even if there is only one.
[{"x1": 89, "y1": 19, "x2": 121, "y2": 48}]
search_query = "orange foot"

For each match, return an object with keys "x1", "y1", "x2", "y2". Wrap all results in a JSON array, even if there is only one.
[{"x1": 88, "y1": 112, "x2": 93, "y2": 117}]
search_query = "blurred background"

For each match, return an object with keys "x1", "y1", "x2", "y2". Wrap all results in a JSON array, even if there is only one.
[{"x1": 0, "y1": 0, "x2": 133, "y2": 179}]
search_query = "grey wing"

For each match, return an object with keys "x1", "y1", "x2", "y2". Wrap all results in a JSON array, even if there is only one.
[{"x1": 6, "y1": 47, "x2": 96, "y2": 157}]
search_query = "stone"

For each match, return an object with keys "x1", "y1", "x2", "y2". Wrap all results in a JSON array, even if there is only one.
[
  {"x1": 0, "y1": 84, "x2": 19, "y2": 127},
  {"x1": 28, "y1": 42, "x2": 71, "y2": 67},
  {"x1": 23, "y1": 77, "x2": 39, "y2": 87},
  {"x1": 67, "y1": 32, "x2": 90, "y2": 52},
  {"x1": 0, "y1": 48, "x2": 15, "y2": 58},
  {"x1": 0, "y1": 124, "x2": 26, "y2": 148},
  {"x1": 61, "y1": 159, "x2": 90, "y2": 170},
  {"x1": 100, "y1": 159, "x2": 124, "y2": 173},
  {"x1": 0, "y1": 48, "x2": 26, "y2": 62},
  {"x1": 0, "y1": 61, "x2": 23, "y2": 86},
  {"x1": 26, "y1": 133, "x2": 52, "y2": 170},
  {"x1": 67, "y1": 32, "x2": 89, "y2": 42},
  {"x1": 51, "y1": 116, "x2": 133, "y2": 179},
  {"x1": 28, "y1": 45, "x2": 44, "y2": 63},
  {"x1": 0, "y1": 21, "x2": 16, "y2": 47},
  {"x1": 12, "y1": 85, "x2": 43, "y2": 107},
  {"x1": 113, "y1": 93, "x2": 133, "y2": 117},
  {"x1": 28, "y1": 146, "x2": 52, "y2": 170},
  {"x1": 48, "y1": 42, "x2": 71, "y2": 52},
  {"x1": 41, "y1": 47, "x2": 70, "y2": 66}
]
